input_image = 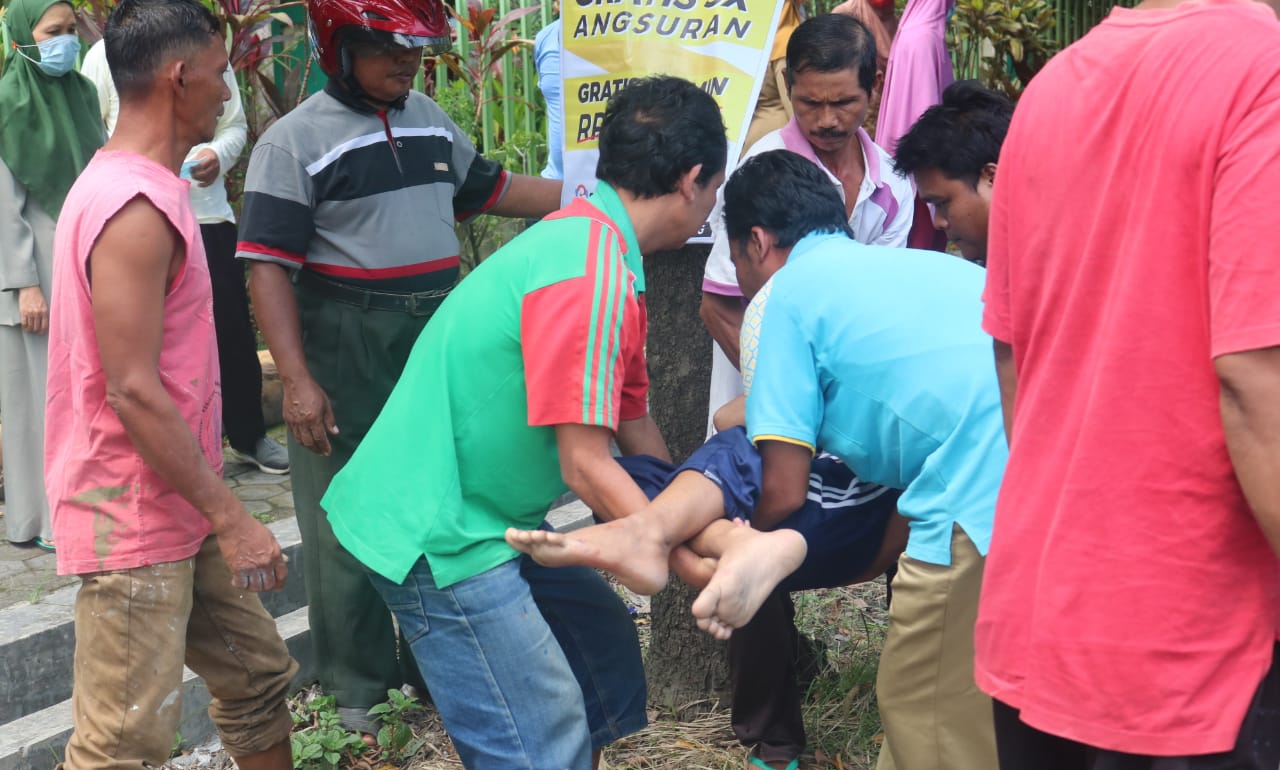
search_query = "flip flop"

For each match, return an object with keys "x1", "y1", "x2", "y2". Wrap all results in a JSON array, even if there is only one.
[
  {"x1": 748, "y1": 755, "x2": 799, "y2": 770},
  {"x1": 35, "y1": 537, "x2": 54, "y2": 552}
]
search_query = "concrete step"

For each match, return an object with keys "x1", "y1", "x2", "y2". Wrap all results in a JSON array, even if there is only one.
[
  {"x1": 0, "y1": 519, "x2": 306, "y2": 725},
  {"x1": 0, "y1": 502, "x2": 594, "y2": 770},
  {"x1": 0, "y1": 606, "x2": 313, "y2": 770}
]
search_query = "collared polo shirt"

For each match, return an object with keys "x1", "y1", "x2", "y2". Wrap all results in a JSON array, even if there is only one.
[
  {"x1": 703, "y1": 120, "x2": 914, "y2": 297},
  {"x1": 740, "y1": 232, "x2": 1005, "y2": 566},
  {"x1": 322, "y1": 183, "x2": 650, "y2": 588},
  {"x1": 235, "y1": 87, "x2": 509, "y2": 292}
]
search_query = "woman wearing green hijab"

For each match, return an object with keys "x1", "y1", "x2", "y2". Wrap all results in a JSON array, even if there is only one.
[{"x1": 0, "y1": 0, "x2": 103, "y2": 549}]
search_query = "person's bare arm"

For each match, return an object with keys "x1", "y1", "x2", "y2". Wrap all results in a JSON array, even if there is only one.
[
  {"x1": 713, "y1": 395, "x2": 746, "y2": 432},
  {"x1": 488, "y1": 174, "x2": 563, "y2": 219},
  {"x1": 994, "y1": 338, "x2": 1016, "y2": 444},
  {"x1": 700, "y1": 291, "x2": 745, "y2": 369},
  {"x1": 555, "y1": 423, "x2": 651, "y2": 522},
  {"x1": 93, "y1": 198, "x2": 286, "y2": 591},
  {"x1": 1216, "y1": 347, "x2": 1280, "y2": 559},
  {"x1": 751, "y1": 439, "x2": 814, "y2": 531},
  {"x1": 248, "y1": 262, "x2": 337, "y2": 456},
  {"x1": 615, "y1": 414, "x2": 672, "y2": 463}
]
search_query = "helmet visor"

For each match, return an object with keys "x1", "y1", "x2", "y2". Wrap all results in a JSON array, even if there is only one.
[{"x1": 343, "y1": 27, "x2": 451, "y2": 57}]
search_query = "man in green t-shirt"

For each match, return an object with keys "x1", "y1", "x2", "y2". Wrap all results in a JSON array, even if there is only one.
[{"x1": 320, "y1": 76, "x2": 727, "y2": 770}]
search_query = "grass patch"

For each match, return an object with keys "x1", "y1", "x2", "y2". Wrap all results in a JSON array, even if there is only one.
[{"x1": 165, "y1": 582, "x2": 888, "y2": 770}]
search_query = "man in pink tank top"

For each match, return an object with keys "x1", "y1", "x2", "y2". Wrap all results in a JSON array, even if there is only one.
[{"x1": 45, "y1": 2, "x2": 296, "y2": 769}]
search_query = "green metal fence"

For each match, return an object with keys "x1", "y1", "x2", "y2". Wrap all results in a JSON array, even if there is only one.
[{"x1": 261, "y1": 0, "x2": 1132, "y2": 175}]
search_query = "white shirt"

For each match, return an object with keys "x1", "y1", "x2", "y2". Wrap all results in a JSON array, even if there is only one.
[
  {"x1": 702, "y1": 121, "x2": 915, "y2": 435},
  {"x1": 80, "y1": 40, "x2": 247, "y2": 225},
  {"x1": 703, "y1": 122, "x2": 915, "y2": 296}
]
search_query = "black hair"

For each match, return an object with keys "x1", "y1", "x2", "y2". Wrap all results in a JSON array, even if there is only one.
[
  {"x1": 104, "y1": 0, "x2": 220, "y2": 99},
  {"x1": 893, "y1": 80, "x2": 1012, "y2": 187},
  {"x1": 785, "y1": 14, "x2": 878, "y2": 95},
  {"x1": 723, "y1": 150, "x2": 853, "y2": 249},
  {"x1": 596, "y1": 76, "x2": 727, "y2": 198}
]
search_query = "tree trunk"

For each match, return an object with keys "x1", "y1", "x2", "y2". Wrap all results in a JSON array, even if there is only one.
[{"x1": 641, "y1": 244, "x2": 733, "y2": 711}]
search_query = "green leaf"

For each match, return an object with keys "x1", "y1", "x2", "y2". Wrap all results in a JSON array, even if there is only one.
[{"x1": 376, "y1": 725, "x2": 395, "y2": 748}]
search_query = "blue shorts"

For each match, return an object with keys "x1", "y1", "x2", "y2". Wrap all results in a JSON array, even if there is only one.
[{"x1": 617, "y1": 427, "x2": 900, "y2": 592}]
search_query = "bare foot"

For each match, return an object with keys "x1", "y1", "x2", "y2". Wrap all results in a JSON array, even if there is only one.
[
  {"x1": 505, "y1": 520, "x2": 671, "y2": 595},
  {"x1": 690, "y1": 528, "x2": 808, "y2": 639},
  {"x1": 669, "y1": 544, "x2": 717, "y2": 589}
]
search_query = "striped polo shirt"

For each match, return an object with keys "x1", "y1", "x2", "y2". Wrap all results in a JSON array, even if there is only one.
[{"x1": 236, "y1": 84, "x2": 509, "y2": 291}]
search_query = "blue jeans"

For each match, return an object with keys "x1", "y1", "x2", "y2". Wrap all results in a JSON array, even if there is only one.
[{"x1": 368, "y1": 555, "x2": 646, "y2": 770}]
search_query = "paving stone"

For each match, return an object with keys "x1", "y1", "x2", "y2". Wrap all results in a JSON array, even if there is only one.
[
  {"x1": 268, "y1": 492, "x2": 295, "y2": 509},
  {"x1": 232, "y1": 485, "x2": 278, "y2": 501},
  {"x1": 35, "y1": 584, "x2": 80, "y2": 607},
  {"x1": 242, "y1": 500, "x2": 272, "y2": 516},
  {"x1": 0, "y1": 562, "x2": 25, "y2": 579},
  {"x1": 234, "y1": 471, "x2": 289, "y2": 486},
  {"x1": 0, "y1": 547, "x2": 39, "y2": 563},
  {"x1": 25, "y1": 554, "x2": 57, "y2": 572}
]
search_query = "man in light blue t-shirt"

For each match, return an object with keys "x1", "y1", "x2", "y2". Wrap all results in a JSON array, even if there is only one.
[
  {"x1": 728, "y1": 149, "x2": 1004, "y2": 770},
  {"x1": 508, "y1": 150, "x2": 1005, "y2": 770}
]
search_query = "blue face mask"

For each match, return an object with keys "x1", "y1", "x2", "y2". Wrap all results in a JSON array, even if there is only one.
[{"x1": 16, "y1": 33, "x2": 82, "y2": 77}]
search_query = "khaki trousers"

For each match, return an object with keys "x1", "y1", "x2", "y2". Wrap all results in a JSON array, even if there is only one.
[
  {"x1": 875, "y1": 526, "x2": 998, "y2": 770},
  {"x1": 64, "y1": 537, "x2": 297, "y2": 770}
]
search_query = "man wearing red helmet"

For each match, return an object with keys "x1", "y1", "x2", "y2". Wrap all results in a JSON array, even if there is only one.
[{"x1": 236, "y1": 0, "x2": 562, "y2": 736}]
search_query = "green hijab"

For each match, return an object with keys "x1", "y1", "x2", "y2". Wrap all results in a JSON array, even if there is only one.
[{"x1": 0, "y1": 0, "x2": 103, "y2": 217}]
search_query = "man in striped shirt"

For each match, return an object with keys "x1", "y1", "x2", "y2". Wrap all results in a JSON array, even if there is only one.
[
  {"x1": 320, "y1": 76, "x2": 727, "y2": 769},
  {"x1": 236, "y1": 0, "x2": 563, "y2": 735}
]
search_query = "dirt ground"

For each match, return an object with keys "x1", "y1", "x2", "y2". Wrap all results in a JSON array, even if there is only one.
[{"x1": 170, "y1": 580, "x2": 889, "y2": 770}]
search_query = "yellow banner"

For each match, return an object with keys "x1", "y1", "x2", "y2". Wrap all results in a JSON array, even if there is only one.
[{"x1": 560, "y1": 0, "x2": 783, "y2": 217}]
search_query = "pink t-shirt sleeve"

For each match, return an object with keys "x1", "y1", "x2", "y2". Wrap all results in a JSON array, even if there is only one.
[
  {"x1": 1208, "y1": 69, "x2": 1280, "y2": 358},
  {"x1": 982, "y1": 165, "x2": 1014, "y2": 343}
]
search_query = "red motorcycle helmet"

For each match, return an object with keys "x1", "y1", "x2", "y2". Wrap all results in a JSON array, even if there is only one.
[{"x1": 308, "y1": 0, "x2": 452, "y2": 78}]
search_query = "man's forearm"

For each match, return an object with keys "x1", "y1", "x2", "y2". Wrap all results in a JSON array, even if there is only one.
[
  {"x1": 994, "y1": 339, "x2": 1017, "y2": 444},
  {"x1": 616, "y1": 414, "x2": 671, "y2": 462},
  {"x1": 489, "y1": 174, "x2": 563, "y2": 219},
  {"x1": 106, "y1": 374, "x2": 244, "y2": 530},
  {"x1": 248, "y1": 262, "x2": 311, "y2": 385},
  {"x1": 700, "y1": 292, "x2": 745, "y2": 370},
  {"x1": 752, "y1": 440, "x2": 814, "y2": 530},
  {"x1": 565, "y1": 453, "x2": 652, "y2": 522},
  {"x1": 556, "y1": 423, "x2": 651, "y2": 522},
  {"x1": 1217, "y1": 348, "x2": 1280, "y2": 559}
]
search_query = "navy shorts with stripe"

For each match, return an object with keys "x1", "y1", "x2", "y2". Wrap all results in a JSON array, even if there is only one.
[{"x1": 616, "y1": 427, "x2": 900, "y2": 592}]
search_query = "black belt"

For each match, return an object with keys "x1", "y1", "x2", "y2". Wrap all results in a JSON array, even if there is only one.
[{"x1": 295, "y1": 270, "x2": 451, "y2": 317}]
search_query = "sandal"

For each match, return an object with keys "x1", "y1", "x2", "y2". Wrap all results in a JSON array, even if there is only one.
[
  {"x1": 35, "y1": 537, "x2": 54, "y2": 552},
  {"x1": 748, "y1": 755, "x2": 799, "y2": 770}
]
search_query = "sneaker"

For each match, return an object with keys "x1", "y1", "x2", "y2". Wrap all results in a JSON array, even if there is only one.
[{"x1": 230, "y1": 436, "x2": 290, "y2": 475}]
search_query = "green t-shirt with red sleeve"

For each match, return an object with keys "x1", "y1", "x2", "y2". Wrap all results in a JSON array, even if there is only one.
[{"x1": 322, "y1": 183, "x2": 648, "y2": 589}]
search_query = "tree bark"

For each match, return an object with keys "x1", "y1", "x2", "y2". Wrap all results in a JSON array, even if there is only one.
[{"x1": 641, "y1": 244, "x2": 733, "y2": 711}]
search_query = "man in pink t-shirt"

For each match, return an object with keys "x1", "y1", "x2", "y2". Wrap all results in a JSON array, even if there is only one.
[
  {"x1": 45, "y1": 1, "x2": 295, "y2": 769},
  {"x1": 978, "y1": 0, "x2": 1280, "y2": 766}
]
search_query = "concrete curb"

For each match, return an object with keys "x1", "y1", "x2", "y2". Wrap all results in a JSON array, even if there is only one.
[
  {"x1": 0, "y1": 503, "x2": 594, "y2": 770},
  {"x1": 0, "y1": 519, "x2": 306, "y2": 725},
  {"x1": 0, "y1": 607, "x2": 313, "y2": 770}
]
